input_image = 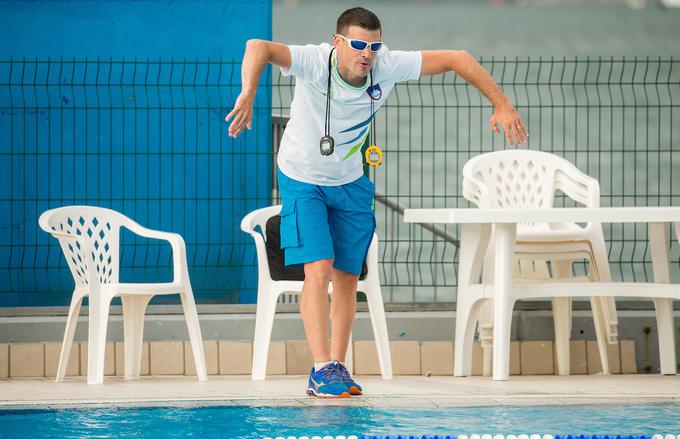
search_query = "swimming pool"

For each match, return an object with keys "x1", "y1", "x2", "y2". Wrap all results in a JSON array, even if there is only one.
[{"x1": 1, "y1": 403, "x2": 678, "y2": 438}]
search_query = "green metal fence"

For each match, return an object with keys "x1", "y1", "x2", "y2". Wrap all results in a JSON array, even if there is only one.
[
  {"x1": 2, "y1": 57, "x2": 679, "y2": 306},
  {"x1": 274, "y1": 56, "x2": 680, "y2": 303},
  {"x1": 0, "y1": 58, "x2": 271, "y2": 306}
]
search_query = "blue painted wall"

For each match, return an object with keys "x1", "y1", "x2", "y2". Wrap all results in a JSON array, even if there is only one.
[
  {"x1": 0, "y1": 0, "x2": 270, "y2": 60},
  {"x1": 0, "y1": 0, "x2": 272, "y2": 306}
]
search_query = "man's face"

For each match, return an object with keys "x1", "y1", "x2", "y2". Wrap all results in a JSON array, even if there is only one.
[{"x1": 333, "y1": 25, "x2": 381, "y2": 79}]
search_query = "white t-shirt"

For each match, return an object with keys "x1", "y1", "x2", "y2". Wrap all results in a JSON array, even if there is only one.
[{"x1": 278, "y1": 43, "x2": 422, "y2": 186}]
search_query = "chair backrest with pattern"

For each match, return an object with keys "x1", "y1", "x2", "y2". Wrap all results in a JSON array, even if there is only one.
[
  {"x1": 39, "y1": 206, "x2": 126, "y2": 287},
  {"x1": 463, "y1": 150, "x2": 599, "y2": 228}
]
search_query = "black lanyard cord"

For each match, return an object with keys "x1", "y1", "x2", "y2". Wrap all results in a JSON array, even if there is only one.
[
  {"x1": 325, "y1": 48, "x2": 334, "y2": 138},
  {"x1": 323, "y1": 48, "x2": 376, "y2": 158}
]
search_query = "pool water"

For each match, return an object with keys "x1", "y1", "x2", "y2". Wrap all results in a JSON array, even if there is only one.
[{"x1": 1, "y1": 403, "x2": 678, "y2": 438}]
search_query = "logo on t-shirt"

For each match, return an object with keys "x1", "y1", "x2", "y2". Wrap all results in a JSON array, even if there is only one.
[{"x1": 367, "y1": 83, "x2": 382, "y2": 100}]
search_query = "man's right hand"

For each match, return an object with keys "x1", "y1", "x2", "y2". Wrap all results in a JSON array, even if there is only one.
[
  {"x1": 226, "y1": 40, "x2": 291, "y2": 138},
  {"x1": 225, "y1": 91, "x2": 255, "y2": 138}
]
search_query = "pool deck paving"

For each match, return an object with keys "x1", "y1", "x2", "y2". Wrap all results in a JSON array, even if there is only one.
[{"x1": 1, "y1": 374, "x2": 679, "y2": 409}]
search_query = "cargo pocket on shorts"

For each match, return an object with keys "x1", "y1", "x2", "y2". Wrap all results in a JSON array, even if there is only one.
[{"x1": 279, "y1": 200, "x2": 300, "y2": 249}]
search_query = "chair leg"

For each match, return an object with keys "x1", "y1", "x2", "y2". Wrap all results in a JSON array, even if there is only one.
[
  {"x1": 454, "y1": 294, "x2": 485, "y2": 377},
  {"x1": 180, "y1": 284, "x2": 207, "y2": 382},
  {"x1": 456, "y1": 223, "x2": 492, "y2": 377},
  {"x1": 478, "y1": 300, "x2": 494, "y2": 377},
  {"x1": 121, "y1": 295, "x2": 152, "y2": 380},
  {"x1": 590, "y1": 297, "x2": 611, "y2": 375},
  {"x1": 481, "y1": 323, "x2": 493, "y2": 377},
  {"x1": 364, "y1": 279, "x2": 393, "y2": 380},
  {"x1": 551, "y1": 260, "x2": 573, "y2": 376},
  {"x1": 653, "y1": 298, "x2": 676, "y2": 375},
  {"x1": 252, "y1": 287, "x2": 280, "y2": 381},
  {"x1": 590, "y1": 234, "x2": 619, "y2": 343},
  {"x1": 87, "y1": 295, "x2": 112, "y2": 385},
  {"x1": 55, "y1": 290, "x2": 84, "y2": 383},
  {"x1": 584, "y1": 232, "x2": 614, "y2": 374}
]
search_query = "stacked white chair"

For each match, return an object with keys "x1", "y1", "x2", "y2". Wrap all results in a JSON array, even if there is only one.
[
  {"x1": 39, "y1": 206, "x2": 207, "y2": 384},
  {"x1": 241, "y1": 205, "x2": 393, "y2": 380},
  {"x1": 456, "y1": 150, "x2": 619, "y2": 376}
]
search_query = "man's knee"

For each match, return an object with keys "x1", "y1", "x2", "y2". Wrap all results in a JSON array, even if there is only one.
[
  {"x1": 304, "y1": 259, "x2": 334, "y2": 287},
  {"x1": 332, "y1": 269, "x2": 360, "y2": 292}
]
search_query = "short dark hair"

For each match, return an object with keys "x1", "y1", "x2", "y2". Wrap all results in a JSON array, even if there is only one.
[{"x1": 336, "y1": 7, "x2": 381, "y2": 35}]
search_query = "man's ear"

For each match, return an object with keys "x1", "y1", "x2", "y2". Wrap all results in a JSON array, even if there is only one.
[{"x1": 332, "y1": 34, "x2": 342, "y2": 49}]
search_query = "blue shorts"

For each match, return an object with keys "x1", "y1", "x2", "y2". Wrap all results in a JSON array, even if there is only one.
[{"x1": 277, "y1": 168, "x2": 376, "y2": 275}]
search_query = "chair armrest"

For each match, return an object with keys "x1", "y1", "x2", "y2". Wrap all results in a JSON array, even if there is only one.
[
  {"x1": 240, "y1": 205, "x2": 282, "y2": 235},
  {"x1": 554, "y1": 164, "x2": 600, "y2": 208},
  {"x1": 127, "y1": 223, "x2": 185, "y2": 244},
  {"x1": 123, "y1": 221, "x2": 188, "y2": 283},
  {"x1": 240, "y1": 209, "x2": 260, "y2": 234},
  {"x1": 462, "y1": 177, "x2": 486, "y2": 207}
]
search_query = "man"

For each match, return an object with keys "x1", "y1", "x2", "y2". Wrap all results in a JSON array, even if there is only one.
[{"x1": 226, "y1": 7, "x2": 527, "y2": 398}]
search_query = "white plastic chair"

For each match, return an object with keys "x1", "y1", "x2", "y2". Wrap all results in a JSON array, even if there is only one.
[
  {"x1": 241, "y1": 205, "x2": 393, "y2": 380},
  {"x1": 457, "y1": 150, "x2": 619, "y2": 376},
  {"x1": 39, "y1": 206, "x2": 207, "y2": 384}
]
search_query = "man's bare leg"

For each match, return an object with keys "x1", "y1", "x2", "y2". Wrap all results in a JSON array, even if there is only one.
[
  {"x1": 300, "y1": 259, "x2": 334, "y2": 363},
  {"x1": 330, "y1": 268, "x2": 359, "y2": 362}
]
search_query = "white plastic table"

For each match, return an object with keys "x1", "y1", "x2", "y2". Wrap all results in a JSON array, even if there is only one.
[{"x1": 404, "y1": 207, "x2": 680, "y2": 380}]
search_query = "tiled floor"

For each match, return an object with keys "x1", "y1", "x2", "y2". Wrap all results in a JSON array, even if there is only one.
[{"x1": 1, "y1": 374, "x2": 679, "y2": 409}]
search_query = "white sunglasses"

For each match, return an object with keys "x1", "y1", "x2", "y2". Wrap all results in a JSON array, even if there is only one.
[{"x1": 337, "y1": 34, "x2": 382, "y2": 52}]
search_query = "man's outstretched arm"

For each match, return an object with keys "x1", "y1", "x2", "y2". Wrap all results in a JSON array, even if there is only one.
[
  {"x1": 421, "y1": 50, "x2": 527, "y2": 147},
  {"x1": 226, "y1": 40, "x2": 292, "y2": 138}
]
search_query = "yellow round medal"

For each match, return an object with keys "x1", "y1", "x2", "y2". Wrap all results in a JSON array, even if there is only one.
[{"x1": 365, "y1": 145, "x2": 383, "y2": 167}]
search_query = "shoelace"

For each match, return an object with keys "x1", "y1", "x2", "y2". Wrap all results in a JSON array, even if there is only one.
[
  {"x1": 328, "y1": 362, "x2": 352, "y2": 380},
  {"x1": 316, "y1": 364, "x2": 345, "y2": 385}
]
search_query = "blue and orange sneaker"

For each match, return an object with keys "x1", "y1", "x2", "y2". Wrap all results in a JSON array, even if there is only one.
[
  {"x1": 330, "y1": 361, "x2": 363, "y2": 395},
  {"x1": 306, "y1": 362, "x2": 351, "y2": 398}
]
